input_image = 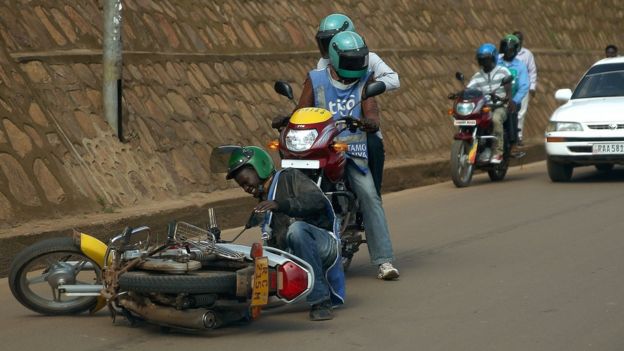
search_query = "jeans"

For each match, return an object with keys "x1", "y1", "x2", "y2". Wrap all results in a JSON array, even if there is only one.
[
  {"x1": 367, "y1": 132, "x2": 385, "y2": 197},
  {"x1": 346, "y1": 163, "x2": 395, "y2": 265},
  {"x1": 286, "y1": 221, "x2": 337, "y2": 305}
]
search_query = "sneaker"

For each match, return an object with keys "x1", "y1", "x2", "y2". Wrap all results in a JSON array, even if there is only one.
[
  {"x1": 491, "y1": 154, "x2": 503, "y2": 164},
  {"x1": 309, "y1": 300, "x2": 333, "y2": 321},
  {"x1": 517, "y1": 139, "x2": 525, "y2": 147},
  {"x1": 378, "y1": 262, "x2": 399, "y2": 280}
]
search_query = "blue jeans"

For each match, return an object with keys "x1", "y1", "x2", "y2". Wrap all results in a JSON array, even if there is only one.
[
  {"x1": 346, "y1": 163, "x2": 395, "y2": 265},
  {"x1": 286, "y1": 221, "x2": 337, "y2": 305}
]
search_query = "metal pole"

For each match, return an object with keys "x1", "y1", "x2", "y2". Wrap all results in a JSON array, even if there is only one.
[{"x1": 103, "y1": 0, "x2": 123, "y2": 141}]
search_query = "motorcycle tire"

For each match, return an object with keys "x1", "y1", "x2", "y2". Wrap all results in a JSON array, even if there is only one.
[
  {"x1": 118, "y1": 270, "x2": 237, "y2": 294},
  {"x1": 9, "y1": 237, "x2": 101, "y2": 315},
  {"x1": 450, "y1": 140, "x2": 474, "y2": 187}
]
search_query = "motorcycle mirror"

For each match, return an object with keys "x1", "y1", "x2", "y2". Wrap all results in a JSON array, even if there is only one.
[
  {"x1": 455, "y1": 72, "x2": 464, "y2": 82},
  {"x1": 362, "y1": 81, "x2": 386, "y2": 100},
  {"x1": 274, "y1": 80, "x2": 294, "y2": 100},
  {"x1": 501, "y1": 75, "x2": 513, "y2": 86}
]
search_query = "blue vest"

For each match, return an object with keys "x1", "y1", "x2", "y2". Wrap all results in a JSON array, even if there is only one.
[
  {"x1": 309, "y1": 68, "x2": 372, "y2": 173},
  {"x1": 262, "y1": 170, "x2": 346, "y2": 305}
]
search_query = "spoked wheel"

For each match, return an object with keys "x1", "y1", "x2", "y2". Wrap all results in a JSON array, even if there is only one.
[
  {"x1": 488, "y1": 154, "x2": 510, "y2": 181},
  {"x1": 9, "y1": 237, "x2": 102, "y2": 315},
  {"x1": 450, "y1": 140, "x2": 474, "y2": 187}
]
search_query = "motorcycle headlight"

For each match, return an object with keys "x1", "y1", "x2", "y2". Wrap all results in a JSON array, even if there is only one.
[
  {"x1": 285, "y1": 129, "x2": 318, "y2": 152},
  {"x1": 546, "y1": 122, "x2": 583, "y2": 132},
  {"x1": 456, "y1": 102, "x2": 475, "y2": 116}
]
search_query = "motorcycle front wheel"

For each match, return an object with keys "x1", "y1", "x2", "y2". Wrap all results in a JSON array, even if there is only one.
[
  {"x1": 450, "y1": 140, "x2": 474, "y2": 188},
  {"x1": 9, "y1": 237, "x2": 102, "y2": 315}
]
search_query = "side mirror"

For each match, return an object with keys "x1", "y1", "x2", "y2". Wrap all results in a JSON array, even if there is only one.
[
  {"x1": 362, "y1": 81, "x2": 386, "y2": 100},
  {"x1": 501, "y1": 75, "x2": 514, "y2": 85},
  {"x1": 274, "y1": 81, "x2": 294, "y2": 100},
  {"x1": 455, "y1": 71, "x2": 464, "y2": 82},
  {"x1": 554, "y1": 88, "x2": 573, "y2": 103}
]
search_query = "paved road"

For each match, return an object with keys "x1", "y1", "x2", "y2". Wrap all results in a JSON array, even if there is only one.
[{"x1": 2, "y1": 161, "x2": 624, "y2": 351}]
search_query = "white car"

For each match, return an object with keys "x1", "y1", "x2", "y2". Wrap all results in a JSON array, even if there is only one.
[{"x1": 545, "y1": 56, "x2": 624, "y2": 182}]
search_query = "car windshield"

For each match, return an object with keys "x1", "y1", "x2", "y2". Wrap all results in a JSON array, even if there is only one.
[{"x1": 572, "y1": 69, "x2": 624, "y2": 99}]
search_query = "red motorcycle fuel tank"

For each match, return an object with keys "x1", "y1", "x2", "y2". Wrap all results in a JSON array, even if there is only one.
[{"x1": 277, "y1": 108, "x2": 346, "y2": 183}]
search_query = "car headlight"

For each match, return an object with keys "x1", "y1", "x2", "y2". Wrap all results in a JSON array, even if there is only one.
[
  {"x1": 455, "y1": 102, "x2": 475, "y2": 116},
  {"x1": 285, "y1": 129, "x2": 318, "y2": 152},
  {"x1": 546, "y1": 122, "x2": 583, "y2": 132}
]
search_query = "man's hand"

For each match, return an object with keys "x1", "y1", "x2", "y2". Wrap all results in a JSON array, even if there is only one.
[
  {"x1": 254, "y1": 200, "x2": 279, "y2": 213},
  {"x1": 508, "y1": 100, "x2": 517, "y2": 113},
  {"x1": 360, "y1": 118, "x2": 379, "y2": 132},
  {"x1": 530, "y1": 89, "x2": 536, "y2": 98}
]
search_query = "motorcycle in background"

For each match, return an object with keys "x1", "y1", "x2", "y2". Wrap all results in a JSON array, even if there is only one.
[
  {"x1": 8, "y1": 209, "x2": 313, "y2": 330},
  {"x1": 448, "y1": 72, "x2": 517, "y2": 187}
]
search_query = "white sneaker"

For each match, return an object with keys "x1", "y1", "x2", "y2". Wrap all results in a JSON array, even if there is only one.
[
  {"x1": 378, "y1": 262, "x2": 399, "y2": 280},
  {"x1": 490, "y1": 154, "x2": 503, "y2": 164}
]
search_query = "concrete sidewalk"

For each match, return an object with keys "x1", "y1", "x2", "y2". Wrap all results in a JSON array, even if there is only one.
[{"x1": 0, "y1": 142, "x2": 545, "y2": 277}]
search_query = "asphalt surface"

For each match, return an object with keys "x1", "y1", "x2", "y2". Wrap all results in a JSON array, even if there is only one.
[{"x1": 1, "y1": 161, "x2": 624, "y2": 351}]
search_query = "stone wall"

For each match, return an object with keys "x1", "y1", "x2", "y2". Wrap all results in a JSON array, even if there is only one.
[{"x1": 0, "y1": 0, "x2": 621, "y2": 226}]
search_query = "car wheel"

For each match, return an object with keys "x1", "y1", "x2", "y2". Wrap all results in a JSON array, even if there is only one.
[
  {"x1": 595, "y1": 164, "x2": 614, "y2": 172},
  {"x1": 547, "y1": 159, "x2": 573, "y2": 182}
]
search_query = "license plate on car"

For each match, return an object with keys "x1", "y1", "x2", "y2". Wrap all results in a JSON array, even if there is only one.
[
  {"x1": 454, "y1": 120, "x2": 477, "y2": 126},
  {"x1": 281, "y1": 159, "x2": 320, "y2": 169},
  {"x1": 592, "y1": 143, "x2": 624, "y2": 154},
  {"x1": 251, "y1": 257, "x2": 269, "y2": 307}
]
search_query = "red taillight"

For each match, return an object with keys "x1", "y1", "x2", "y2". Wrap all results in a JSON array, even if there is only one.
[
  {"x1": 250, "y1": 242, "x2": 263, "y2": 259},
  {"x1": 277, "y1": 261, "x2": 309, "y2": 301}
]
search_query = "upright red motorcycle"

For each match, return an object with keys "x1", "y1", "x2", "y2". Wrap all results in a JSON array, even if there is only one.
[
  {"x1": 448, "y1": 72, "x2": 515, "y2": 187},
  {"x1": 268, "y1": 80, "x2": 386, "y2": 270}
]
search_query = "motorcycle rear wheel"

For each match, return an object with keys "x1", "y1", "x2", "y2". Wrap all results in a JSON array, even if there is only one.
[
  {"x1": 451, "y1": 140, "x2": 474, "y2": 187},
  {"x1": 9, "y1": 237, "x2": 102, "y2": 315},
  {"x1": 118, "y1": 270, "x2": 237, "y2": 294},
  {"x1": 488, "y1": 157, "x2": 509, "y2": 181}
]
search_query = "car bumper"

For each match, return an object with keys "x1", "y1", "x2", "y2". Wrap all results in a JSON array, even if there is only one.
[{"x1": 545, "y1": 132, "x2": 624, "y2": 165}]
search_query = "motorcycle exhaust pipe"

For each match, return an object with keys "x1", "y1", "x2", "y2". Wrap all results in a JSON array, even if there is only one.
[
  {"x1": 118, "y1": 295, "x2": 225, "y2": 329},
  {"x1": 58, "y1": 284, "x2": 104, "y2": 296}
]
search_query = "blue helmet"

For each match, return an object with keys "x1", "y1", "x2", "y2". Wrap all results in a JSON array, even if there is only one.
[{"x1": 476, "y1": 43, "x2": 498, "y2": 72}]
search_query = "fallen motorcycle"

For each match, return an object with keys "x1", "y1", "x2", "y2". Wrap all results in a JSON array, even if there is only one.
[
  {"x1": 9, "y1": 209, "x2": 313, "y2": 330},
  {"x1": 268, "y1": 80, "x2": 386, "y2": 271}
]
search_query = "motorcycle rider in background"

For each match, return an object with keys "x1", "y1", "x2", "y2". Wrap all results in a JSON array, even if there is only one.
[
  {"x1": 314, "y1": 13, "x2": 400, "y2": 196},
  {"x1": 498, "y1": 34, "x2": 530, "y2": 153},
  {"x1": 513, "y1": 31, "x2": 538, "y2": 146},
  {"x1": 294, "y1": 31, "x2": 399, "y2": 280},
  {"x1": 225, "y1": 146, "x2": 345, "y2": 321},
  {"x1": 466, "y1": 43, "x2": 513, "y2": 164}
]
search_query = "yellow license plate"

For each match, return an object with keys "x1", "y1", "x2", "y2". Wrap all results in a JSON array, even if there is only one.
[{"x1": 251, "y1": 257, "x2": 269, "y2": 306}]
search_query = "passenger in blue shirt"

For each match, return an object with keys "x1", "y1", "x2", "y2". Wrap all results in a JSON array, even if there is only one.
[{"x1": 498, "y1": 34, "x2": 529, "y2": 148}]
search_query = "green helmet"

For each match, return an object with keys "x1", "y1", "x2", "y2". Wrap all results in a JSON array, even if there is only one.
[
  {"x1": 500, "y1": 34, "x2": 520, "y2": 61},
  {"x1": 329, "y1": 31, "x2": 369, "y2": 79},
  {"x1": 226, "y1": 146, "x2": 274, "y2": 180},
  {"x1": 316, "y1": 13, "x2": 355, "y2": 59}
]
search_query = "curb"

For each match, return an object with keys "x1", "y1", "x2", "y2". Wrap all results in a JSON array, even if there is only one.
[{"x1": 0, "y1": 142, "x2": 545, "y2": 278}]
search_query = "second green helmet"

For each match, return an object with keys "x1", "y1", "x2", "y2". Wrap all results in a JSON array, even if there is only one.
[
  {"x1": 226, "y1": 146, "x2": 275, "y2": 180},
  {"x1": 329, "y1": 31, "x2": 369, "y2": 79},
  {"x1": 316, "y1": 13, "x2": 355, "y2": 59}
]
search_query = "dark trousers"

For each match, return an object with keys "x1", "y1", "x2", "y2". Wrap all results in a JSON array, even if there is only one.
[
  {"x1": 367, "y1": 132, "x2": 385, "y2": 196},
  {"x1": 505, "y1": 103, "x2": 521, "y2": 145}
]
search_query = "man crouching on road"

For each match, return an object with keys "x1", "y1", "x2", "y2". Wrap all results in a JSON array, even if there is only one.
[{"x1": 225, "y1": 145, "x2": 345, "y2": 321}]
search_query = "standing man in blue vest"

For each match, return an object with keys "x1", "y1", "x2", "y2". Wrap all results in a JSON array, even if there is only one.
[
  {"x1": 224, "y1": 145, "x2": 345, "y2": 321},
  {"x1": 294, "y1": 31, "x2": 399, "y2": 280},
  {"x1": 315, "y1": 13, "x2": 399, "y2": 196}
]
